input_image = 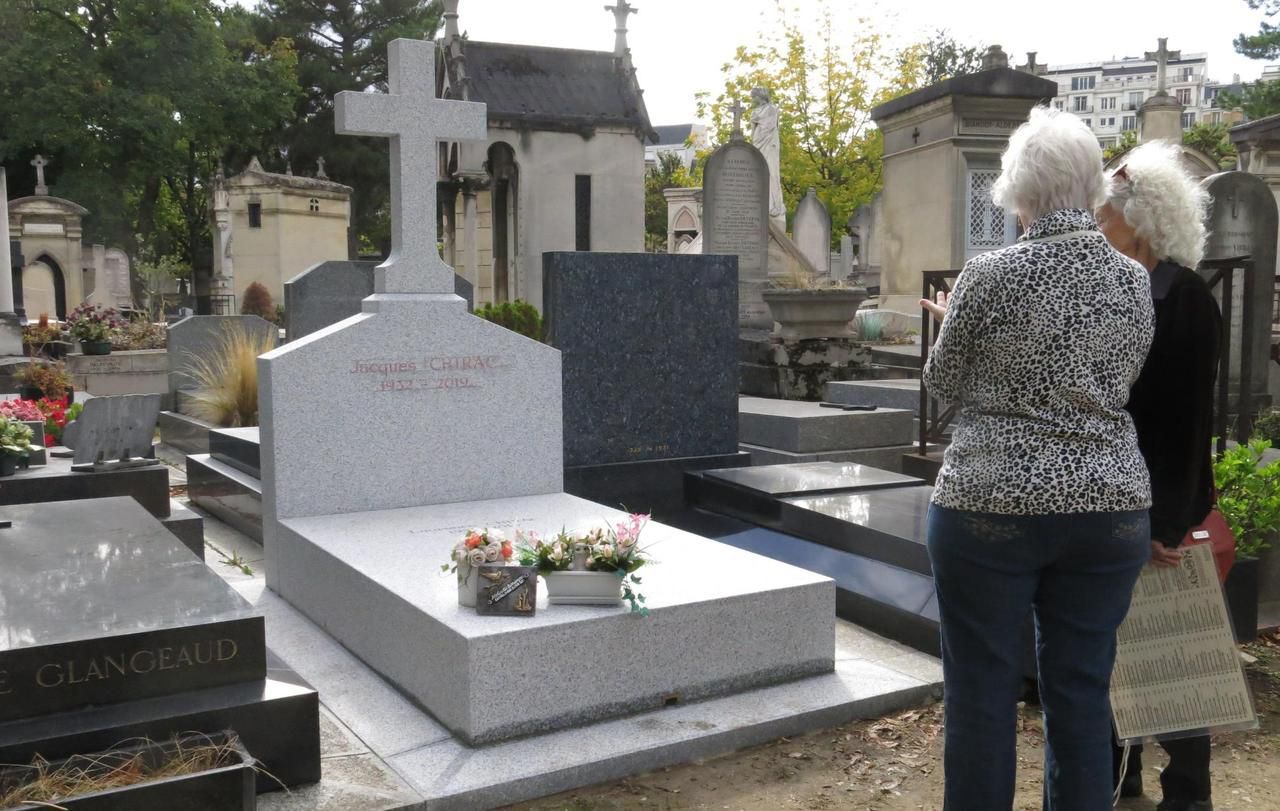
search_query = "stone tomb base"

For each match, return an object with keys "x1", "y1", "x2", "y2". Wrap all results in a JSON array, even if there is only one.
[{"x1": 270, "y1": 492, "x2": 834, "y2": 746}]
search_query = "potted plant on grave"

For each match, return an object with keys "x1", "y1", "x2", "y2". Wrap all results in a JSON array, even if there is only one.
[
  {"x1": 65, "y1": 302, "x2": 125, "y2": 355},
  {"x1": 0, "y1": 399, "x2": 53, "y2": 456},
  {"x1": 517, "y1": 514, "x2": 652, "y2": 613},
  {"x1": 0, "y1": 416, "x2": 39, "y2": 476},
  {"x1": 13, "y1": 360, "x2": 73, "y2": 405},
  {"x1": 442, "y1": 528, "x2": 514, "y2": 607},
  {"x1": 21, "y1": 315, "x2": 71, "y2": 359},
  {"x1": 762, "y1": 268, "x2": 869, "y2": 340},
  {"x1": 1214, "y1": 438, "x2": 1280, "y2": 642}
]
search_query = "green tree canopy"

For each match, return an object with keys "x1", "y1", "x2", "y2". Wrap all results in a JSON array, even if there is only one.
[
  {"x1": 1228, "y1": 0, "x2": 1280, "y2": 119},
  {"x1": 252, "y1": 0, "x2": 442, "y2": 255}
]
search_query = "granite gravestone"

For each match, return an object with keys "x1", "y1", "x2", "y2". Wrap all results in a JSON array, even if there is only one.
[
  {"x1": 702, "y1": 113, "x2": 771, "y2": 331},
  {"x1": 792, "y1": 188, "x2": 831, "y2": 275},
  {"x1": 285, "y1": 259, "x2": 475, "y2": 341},
  {"x1": 544, "y1": 252, "x2": 748, "y2": 514},
  {"x1": 1201, "y1": 171, "x2": 1277, "y2": 410},
  {"x1": 0, "y1": 497, "x2": 319, "y2": 791},
  {"x1": 62, "y1": 393, "x2": 162, "y2": 469},
  {"x1": 167, "y1": 315, "x2": 279, "y2": 398}
]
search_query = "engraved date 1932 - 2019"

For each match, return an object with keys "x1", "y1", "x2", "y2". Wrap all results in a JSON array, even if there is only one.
[{"x1": 349, "y1": 355, "x2": 510, "y2": 393}]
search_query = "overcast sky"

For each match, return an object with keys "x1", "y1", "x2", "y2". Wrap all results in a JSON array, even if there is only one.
[{"x1": 232, "y1": 0, "x2": 1273, "y2": 124}]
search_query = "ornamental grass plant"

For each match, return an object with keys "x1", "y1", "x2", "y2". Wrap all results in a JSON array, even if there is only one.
[{"x1": 183, "y1": 325, "x2": 275, "y2": 427}]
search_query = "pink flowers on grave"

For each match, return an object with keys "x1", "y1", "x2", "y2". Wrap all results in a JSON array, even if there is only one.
[
  {"x1": 442, "y1": 528, "x2": 513, "y2": 576},
  {"x1": 614, "y1": 513, "x2": 649, "y2": 552}
]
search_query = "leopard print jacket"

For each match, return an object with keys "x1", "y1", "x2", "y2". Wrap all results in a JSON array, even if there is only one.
[{"x1": 923, "y1": 208, "x2": 1155, "y2": 515}]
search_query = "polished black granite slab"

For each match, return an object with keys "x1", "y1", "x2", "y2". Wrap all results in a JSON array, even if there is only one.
[
  {"x1": 565, "y1": 452, "x2": 750, "y2": 520},
  {"x1": 0, "y1": 498, "x2": 265, "y2": 722},
  {"x1": 187, "y1": 454, "x2": 263, "y2": 543},
  {"x1": 0, "y1": 456, "x2": 170, "y2": 516},
  {"x1": 544, "y1": 252, "x2": 739, "y2": 467},
  {"x1": 0, "y1": 666, "x2": 320, "y2": 792},
  {"x1": 779, "y1": 486, "x2": 935, "y2": 574},
  {"x1": 208, "y1": 427, "x2": 261, "y2": 480},
  {"x1": 706, "y1": 462, "x2": 924, "y2": 496}
]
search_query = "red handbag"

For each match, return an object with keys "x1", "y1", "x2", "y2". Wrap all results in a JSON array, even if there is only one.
[{"x1": 1184, "y1": 499, "x2": 1236, "y2": 584}]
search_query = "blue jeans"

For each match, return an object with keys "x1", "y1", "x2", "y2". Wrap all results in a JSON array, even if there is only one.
[{"x1": 927, "y1": 504, "x2": 1149, "y2": 811}]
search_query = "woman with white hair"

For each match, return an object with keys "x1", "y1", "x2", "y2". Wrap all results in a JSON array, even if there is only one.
[
  {"x1": 1098, "y1": 142, "x2": 1221, "y2": 811},
  {"x1": 920, "y1": 106, "x2": 1154, "y2": 809}
]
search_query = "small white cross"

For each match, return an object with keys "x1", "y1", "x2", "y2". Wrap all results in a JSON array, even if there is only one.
[
  {"x1": 336, "y1": 38, "x2": 487, "y2": 294},
  {"x1": 729, "y1": 101, "x2": 746, "y2": 138},
  {"x1": 30, "y1": 155, "x2": 49, "y2": 195}
]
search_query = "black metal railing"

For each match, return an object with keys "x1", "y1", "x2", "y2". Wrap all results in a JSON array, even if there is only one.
[{"x1": 918, "y1": 269, "x2": 962, "y2": 455}]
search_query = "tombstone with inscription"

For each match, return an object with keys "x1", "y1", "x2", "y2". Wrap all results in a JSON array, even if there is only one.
[
  {"x1": 285, "y1": 259, "x2": 474, "y2": 341},
  {"x1": 702, "y1": 102, "x2": 772, "y2": 330},
  {"x1": 1201, "y1": 171, "x2": 1277, "y2": 411},
  {"x1": 258, "y1": 40, "x2": 834, "y2": 787},
  {"x1": 61, "y1": 393, "x2": 162, "y2": 470},
  {"x1": 544, "y1": 251, "x2": 749, "y2": 516},
  {"x1": 793, "y1": 188, "x2": 832, "y2": 275},
  {"x1": 870, "y1": 45, "x2": 1058, "y2": 314},
  {"x1": 0, "y1": 496, "x2": 319, "y2": 794}
]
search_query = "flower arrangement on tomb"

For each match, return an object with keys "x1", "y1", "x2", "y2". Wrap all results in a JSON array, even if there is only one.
[
  {"x1": 0, "y1": 397, "x2": 78, "y2": 444},
  {"x1": 65, "y1": 303, "x2": 125, "y2": 344},
  {"x1": 0, "y1": 399, "x2": 45, "y2": 423},
  {"x1": 0, "y1": 416, "x2": 39, "y2": 470},
  {"x1": 517, "y1": 513, "x2": 653, "y2": 614},
  {"x1": 21, "y1": 315, "x2": 68, "y2": 354},
  {"x1": 14, "y1": 361, "x2": 72, "y2": 403},
  {"x1": 442, "y1": 528, "x2": 516, "y2": 576}
]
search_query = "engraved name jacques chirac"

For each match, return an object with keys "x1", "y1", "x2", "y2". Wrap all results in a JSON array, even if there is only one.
[{"x1": 349, "y1": 355, "x2": 511, "y2": 393}]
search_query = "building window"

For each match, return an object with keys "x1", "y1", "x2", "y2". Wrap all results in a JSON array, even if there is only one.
[
  {"x1": 1100, "y1": 97, "x2": 1116, "y2": 111},
  {"x1": 248, "y1": 202, "x2": 262, "y2": 229},
  {"x1": 1181, "y1": 67, "x2": 1195, "y2": 81},
  {"x1": 1176, "y1": 88, "x2": 1192, "y2": 105},
  {"x1": 574, "y1": 175, "x2": 591, "y2": 252},
  {"x1": 1128, "y1": 91, "x2": 1143, "y2": 110},
  {"x1": 1073, "y1": 96, "x2": 1089, "y2": 112},
  {"x1": 1083, "y1": 118, "x2": 1092, "y2": 127},
  {"x1": 1209, "y1": 111, "x2": 1222, "y2": 124},
  {"x1": 1122, "y1": 115, "x2": 1137, "y2": 131},
  {"x1": 1054, "y1": 100, "x2": 1064, "y2": 111},
  {"x1": 1071, "y1": 76, "x2": 1096, "y2": 91},
  {"x1": 309, "y1": 198, "x2": 320, "y2": 213},
  {"x1": 1181, "y1": 112, "x2": 1196, "y2": 128}
]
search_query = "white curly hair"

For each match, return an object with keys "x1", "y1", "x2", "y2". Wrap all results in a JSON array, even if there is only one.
[
  {"x1": 992, "y1": 106, "x2": 1106, "y2": 221},
  {"x1": 1105, "y1": 141, "x2": 1210, "y2": 269}
]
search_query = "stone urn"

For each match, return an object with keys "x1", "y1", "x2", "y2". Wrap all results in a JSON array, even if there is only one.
[{"x1": 761, "y1": 287, "x2": 869, "y2": 340}]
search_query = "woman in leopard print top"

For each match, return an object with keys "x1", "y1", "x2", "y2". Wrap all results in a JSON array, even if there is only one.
[{"x1": 920, "y1": 107, "x2": 1154, "y2": 811}]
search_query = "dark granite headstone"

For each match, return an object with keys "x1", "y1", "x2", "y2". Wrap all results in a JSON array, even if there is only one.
[
  {"x1": 0, "y1": 497, "x2": 265, "y2": 722},
  {"x1": 285, "y1": 260, "x2": 475, "y2": 341},
  {"x1": 1201, "y1": 171, "x2": 1277, "y2": 410}
]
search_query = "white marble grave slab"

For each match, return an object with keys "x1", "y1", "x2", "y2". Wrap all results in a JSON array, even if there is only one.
[{"x1": 271, "y1": 491, "x2": 834, "y2": 745}]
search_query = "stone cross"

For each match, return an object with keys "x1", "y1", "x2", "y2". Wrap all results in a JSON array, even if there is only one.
[
  {"x1": 1144, "y1": 38, "x2": 1181, "y2": 97},
  {"x1": 316, "y1": 156, "x2": 328, "y2": 180},
  {"x1": 729, "y1": 100, "x2": 746, "y2": 140},
  {"x1": 335, "y1": 38, "x2": 486, "y2": 294},
  {"x1": 604, "y1": 1, "x2": 637, "y2": 58},
  {"x1": 30, "y1": 155, "x2": 48, "y2": 195}
]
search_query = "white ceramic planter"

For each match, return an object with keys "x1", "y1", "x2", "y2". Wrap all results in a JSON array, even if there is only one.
[
  {"x1": 762, "y1": 288, "x2": 869, "y2": 340},
  {"x1": 543, "y1": 571, "x2": 623, "y2": 606},
  {"x1": 457, "y1": 563, "x2": 481, "y2": 607}
]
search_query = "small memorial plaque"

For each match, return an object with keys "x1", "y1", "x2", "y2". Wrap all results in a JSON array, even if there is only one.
[{"x1": 476, "y1": 565, "x2": 538, "y2": 617}]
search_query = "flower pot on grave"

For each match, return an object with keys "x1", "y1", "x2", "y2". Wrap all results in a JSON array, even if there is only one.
[
  {"x1": 80, "y1": 339, "x2": 113, "y2": 356},
  {"x1": 0, "y1": 455, "x2": 18, "y2": 477},
  {"x1": 46, "y1": 340, "x2": 70, "y2": 360},
  {"x1": 458, "y1": 560, "x2": 509, "y2": 607},
  {"x1": 543, "y1": 571, "x2": 624, "y2": 606},
  {"x1": 1224, "y1": 555, "x2": 1260, "y2": 643},
  {"x1": 17, "y1": 385, "x2": 41, "y2": 402},
  {"x1": 0, "y1": 730, "x2": 255, "y2": 811},
  {"x1": 761, "y1": 287, "x2": 869, "y2": 340}
]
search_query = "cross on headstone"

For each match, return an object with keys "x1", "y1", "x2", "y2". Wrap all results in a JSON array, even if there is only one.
[
  {"x1": 316, "y1": 156, "x2": 328, "y2": 180},
  {"x1": 1144, "y1": 38, "x2": 1181, "y2": 97},
  {"x1": 30, "y1": 155, "x2": 49, "y2": 195},
  {"x1": 729, "y1": 100, "x2": 746, "y2": 140},
  {"x1": 335, "y1": 38, "x2": 486, "y2": 294},
  {"x1": 604, "y1": 1, "x2": 637, "y2": 56}
]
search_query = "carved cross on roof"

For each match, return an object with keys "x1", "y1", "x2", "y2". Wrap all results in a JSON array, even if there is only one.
[
  {"x1": 335, "y1": 38, "x2": 486, "y2": 294},
  {"x1": 316, "y1": 156, "x2": 328, "y2": 180},
  {"x1": 30, "y1": 155, "x2": 49, "y2": 196},
  {"x1": 605, "y1": 1, "x2": 637, "y2": 57},
  {"x1": 729, "y1": 100, "x2": 746, "y2": 140},
  {"x1": 1144, "y1": 38, "x2": 1181, "y2": 97}
]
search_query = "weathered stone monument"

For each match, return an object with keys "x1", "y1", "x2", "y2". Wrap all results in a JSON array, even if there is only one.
[
  {"x1": 793, "y1": 188, "x2": 832, "y2": 275},
  {"x1": 256, "y1": 40, "x2": 843, "y2": 803},
  {"x1": 1201, "y1": 171, "x2": 1277, "y2": 412},
  {"x1": 0, "y1": 168, "x2": 25, "y2": 355},
  {"x1": 702, "y1": 102, "x2": 772, "y2": 330},
  {"x1": 870, "y1": 45, "x2": 1058, "y2": 314}
]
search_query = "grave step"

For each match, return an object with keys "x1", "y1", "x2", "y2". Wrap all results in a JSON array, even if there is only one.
[
  {"x1": 187, "y1": 454, "x2": 263, "y2": 543},
  {"x1": 0, "y1": 454, "x2": 171, "y2": 517},
  {"x1": 162, "y1": 498, "x2": 205, "y2": 559},
  {"x1": 780, "y1": 485, "x2": 935, "y2": 574},
  {"x1": 159, "y1": 410, "x2": 215, "y2": 455},
  {"x1": 869, "y1": 344, "x2": 923, "y2": 369},
  {"x1": 739, "y1": 396, "x2": 914, "y2": 453},
  {"x1": 739, "y1": 441, "x2": 933, "y2": 473},
  {"x1": 210, "y1": 427, "x2": 262, "y2": 480},
  {"x1": 0, "y1": 497, "x2": 266, "y2": 723},
  {"x1": 825, "y1": 379, "x2": 921, "y2": 411}
]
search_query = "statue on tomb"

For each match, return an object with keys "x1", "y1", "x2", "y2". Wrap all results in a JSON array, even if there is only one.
[{"x1": 750, "y1": 87, "x2": 785, "y2": 228}]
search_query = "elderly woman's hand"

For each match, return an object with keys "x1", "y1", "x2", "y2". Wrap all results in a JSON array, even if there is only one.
[{"x1": 919, "y1": 291, "x2": 950, "y2": 323}]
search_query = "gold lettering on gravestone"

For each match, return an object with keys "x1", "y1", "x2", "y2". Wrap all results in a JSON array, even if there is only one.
[
  {"x1": 348, "y1": 355, "x2": 512, "y2": 393},
  {"x1": 32, "y1": 638, "x2": 239, "y2": 689}
]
